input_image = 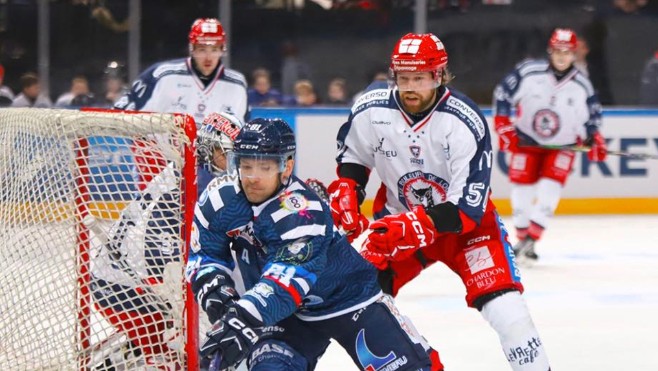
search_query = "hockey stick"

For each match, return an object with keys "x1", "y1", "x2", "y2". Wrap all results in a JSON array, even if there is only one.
[
  {"x1": 537, "y1": 144, "x2": 658, "y2": 160},
  {"x1": 304, "y1": 178, "x2": 330, "y2": 204}
]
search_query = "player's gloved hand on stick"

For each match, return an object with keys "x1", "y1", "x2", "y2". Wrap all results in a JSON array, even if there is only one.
[
  {"x1": 585, "y1": 131, "x2": 607, "y2": 162},
  {"x1": 363, "y1": 206, "x2": 438, "y2": 262},
  {"x1": 200, "y1": 305, "x2": 262, "y2": 370},
  {"x1": 192, "y1": 271, "x2": 239, "y2": 323},
  {"x1": 494, "y1": 116, "x2": 518, "y2": 152},
  {"x1": 328, "y1": 177, "x2": 369, "y2": 242}
]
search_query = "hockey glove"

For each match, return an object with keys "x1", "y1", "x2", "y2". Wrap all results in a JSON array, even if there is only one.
[
  {"x1": 359, "y1": 248, "x2": 390, "y2": 270},
  {"x1": 363, "y1": 206, "x2": 438, "y2": 262},
  {"x1": 191, "y1": 271, "x2": 239, "y2": 324},
  {"x1": 494, "y1": 116, "x2": 518, "y2": 152},
  {"x1": 200, "y1": 305, "x2": 262, "y2": 370},
  {"x1": 585, "y1": 132, "x2": 607, "y2": 162},
  {"x1": 328, "y1": 177, "x2": 369, "y2": 242}
]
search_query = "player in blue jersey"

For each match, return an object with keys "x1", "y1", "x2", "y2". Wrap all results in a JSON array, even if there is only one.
[
  {"x1": 88, "y1": 112, "x2": 241, "y2": 369},
  {"x1": 186, "y1": 118, "x2": 434, "y2": 371},
  {"x1": 114, "y1": 18, "x2": 249, "y2": 124},
  {"x1": 329, "y1": 33, "x2": 551, "y2": 371}
]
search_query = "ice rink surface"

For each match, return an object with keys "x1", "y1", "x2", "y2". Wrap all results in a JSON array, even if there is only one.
[{"x1": 315, "y1": 215, "x2": 658, "y2": 371}]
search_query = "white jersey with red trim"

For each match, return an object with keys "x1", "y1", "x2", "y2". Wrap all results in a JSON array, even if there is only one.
[
  {"x1": 114, "y1": 57, "x2": 249, "y2": 124},
  {"x1": 493, "y1": 58, "x2": 602, "y2": 145},
  {"x1": 336, "y1": 87, "x2": 493, "y2": 223}
]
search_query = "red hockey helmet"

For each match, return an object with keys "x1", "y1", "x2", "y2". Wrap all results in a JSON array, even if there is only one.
[
  {"x1": 390, "y1": 33, "x2": 448, "y2": 91},
  {"x1": 548, "y1": 28, "x2": 577, "y2": 51},
  {"x1": 189, "y1": 18, "x2": 226, "y2": 50},
  {"x1": 390, "y1": 33, "x2": 448, "y2": 73}
]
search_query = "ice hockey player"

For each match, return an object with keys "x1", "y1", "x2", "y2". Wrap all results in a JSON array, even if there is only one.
[
  {"x1": 493, "y1": 27, "x2": 606, "y2": 264},
  {"x1": 329, "y1": 32, "x2": 551, "y2": 370},
  {"x1": 186, "y1": 118, "x2": 437, "y2": 371},
  {"x1": 114, "y1": 18, "x2": 249, "y2": 124},
  {"x1": 88, "y1": 111, "x2": 242, "y2": 369}
]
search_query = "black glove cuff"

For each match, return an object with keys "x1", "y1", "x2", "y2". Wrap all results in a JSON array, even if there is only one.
[{"x1": 191, "y1": 270, "x2": 235, "y2": 304}]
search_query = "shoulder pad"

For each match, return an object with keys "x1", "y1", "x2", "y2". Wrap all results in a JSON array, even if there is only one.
[
  {"x1": 151, "y1": 59, "x2": 189, "y2": 80},
  {"x1": 222, "y1": 68, "x2": 248, "y2": 87},
  {"x1": 198, "y1": 174, "x2": 240, "y2": 212},
  {"x1": 441, "y1": 91, "x2": 487, "y2": 141},
  {"x1": 351, "y1": 88, "x2": 392, "y2": 113},
  {"x1": 516, "y1": 59, "x2": 549, "y2": 77}
]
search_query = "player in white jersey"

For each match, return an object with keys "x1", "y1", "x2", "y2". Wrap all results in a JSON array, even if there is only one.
[
  {"x1": 88, "y1": 112, "x2": 242, "y2": 369},
  {"x1": 114, "y1": 18, "x2": 249, "y2": 125},
  {"x1": 330, "y1": 33, "x2": 551, "y2": 371},
  {"x1": 492, "y1": 28, "x2": 607, "y2": 264}
]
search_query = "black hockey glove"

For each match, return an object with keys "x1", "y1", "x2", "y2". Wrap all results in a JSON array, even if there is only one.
[
  {"x1": 200, "y1": 305, "x2": 262, "y2": 370},
  {"x1": 191, "y1": 271, "x2": 239, "y2": 323}
]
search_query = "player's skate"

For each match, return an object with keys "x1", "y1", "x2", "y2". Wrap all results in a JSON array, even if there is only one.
[{"x1": 513, "y1": 238, "x2": 538, "y2": 267}]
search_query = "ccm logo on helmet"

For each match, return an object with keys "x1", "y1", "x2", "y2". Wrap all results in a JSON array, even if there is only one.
[{"x1": 405, "y1": 211, "x2": 428, "y2": 248}]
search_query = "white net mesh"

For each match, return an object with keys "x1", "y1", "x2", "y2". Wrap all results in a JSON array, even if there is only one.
[{"x1": 0, "y1": 108, "x2": 197, "y2": 370}]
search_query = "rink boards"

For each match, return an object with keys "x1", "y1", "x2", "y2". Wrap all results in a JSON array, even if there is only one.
[{"x1": 252, "y1": 107, "x2": 658, "y2": 215}]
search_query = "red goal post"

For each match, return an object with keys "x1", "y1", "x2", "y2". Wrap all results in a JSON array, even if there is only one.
[{"x1": 0, "y1": 108, "x2": 200, "y2": 370}]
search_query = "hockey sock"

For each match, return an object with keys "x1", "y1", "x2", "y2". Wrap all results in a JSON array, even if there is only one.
[
  {"x1": 480, "y1": 292, "x2": 550, "y2": 371},
  {"x1": 510, "y1": 184, "x2": 535, "y2": 232},
  {"x1": 528, "y1": 178, "x2": 562, "y2": 235}
]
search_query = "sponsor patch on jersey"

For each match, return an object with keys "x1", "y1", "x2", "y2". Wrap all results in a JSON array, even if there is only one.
[
  {"x1": 397, "y1": 171, "x2": 449, "y2": 209},
  {"x1": 280, "y1": 192, "x2": 309, "y2": 212},
  {"x1": 445, "y1": 96, "x2": 486, "y2": 140},
  {"x1": 275, "y1": 240, "x2": 312, "y2": 263},
  {"x1": 248, "y1": 282, "x2": 275, "y2": 307},
  {"x1": 465, "y1": 245, "x2": 495, "y2": 274}
]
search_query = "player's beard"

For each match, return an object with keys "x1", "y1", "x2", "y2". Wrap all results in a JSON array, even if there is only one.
[{"x1": 400, "y1": 89, "x2": 437, "y2": 114}]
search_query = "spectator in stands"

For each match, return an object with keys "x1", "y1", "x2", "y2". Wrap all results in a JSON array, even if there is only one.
[
  {"x1": 247, "y1": 68, "x2": 283, "y2": 107},
  {"x1": 639, "y1": 50, "x2": 658, "y2": 105},
  {"x1": 103, "y1": 61, "x2": 129, "y2": 107},
  {"x1": 281, "y1": 40, "x2": 312, "y2": 96},
  {"x1": 325, "y1": 77, "x2": 350, "y2": 105},
  {"x1": 12, "y1": 72, "x2": 52, "y2": 108},
  {"x1": 293, "y1": 79, "x2": 318, "y2": 106},
  {"x1": 352, "y1": 69, "x2": 389, "y2": 102},
  {"x1": 0, "y1": 64, "x2": 15, "y2": 107},
  {"x1": 55, "y1": 75, "x2": 93, "y2": 108}
]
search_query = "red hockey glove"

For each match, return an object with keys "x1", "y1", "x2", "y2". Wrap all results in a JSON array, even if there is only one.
[
  {"x1": 328, "y1": 178, "x2": 368, "y2": 242},
  {"x1": 586, "y1": 132, "x2": 607, "y2": 162},
  {"x1": 494, "y1": 116, "x2": 518, "y2": 152},
  {"x1": 363, "y1": 206, "x2": 438, "y2": 262}
]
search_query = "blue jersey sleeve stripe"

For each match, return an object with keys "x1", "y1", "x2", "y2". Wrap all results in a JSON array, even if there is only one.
[
  {"x1": 236, "y1": 299, "x2": 264, "y2": 323},
  {"x1": 280, "y1": 224, "x2": 326, "y2": 240},
  {"x1": 292, "y1": 277, "x2": 311, "y2": 294},
  {"x1": 209, "y1": 188, "x2": 224, "y2": 210},
  {"x1": 194, "y1": 206, "x2": 209, "y2": 229}
]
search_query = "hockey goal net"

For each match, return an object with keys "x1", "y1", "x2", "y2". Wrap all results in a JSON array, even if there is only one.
[{"x1": 0, "y1": 108, "x2": 199, "y2": 370}]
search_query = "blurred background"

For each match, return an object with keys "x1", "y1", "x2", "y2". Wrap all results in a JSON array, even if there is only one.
[{"x1": 1, "y1": 0, "x2": 657, "y2": 108}]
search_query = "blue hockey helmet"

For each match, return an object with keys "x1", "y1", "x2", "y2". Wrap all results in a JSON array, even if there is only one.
[{"x1": 229, "y1": 118, "x2": 296, "y2": 177}]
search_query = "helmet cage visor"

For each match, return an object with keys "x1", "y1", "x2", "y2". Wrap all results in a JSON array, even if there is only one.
[
  {"x1": 228, "y1": 153, "x2": 288, "y2": 180},
  {"x1": 390, "y1": 69, "x2": 442, "y2": 92}
]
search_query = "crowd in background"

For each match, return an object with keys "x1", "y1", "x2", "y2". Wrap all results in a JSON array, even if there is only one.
[{"x1": 1, "y1": 0, "x2": 657, "y2": 108}]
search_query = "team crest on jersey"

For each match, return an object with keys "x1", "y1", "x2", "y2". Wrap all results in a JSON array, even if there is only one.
[
  {"x1": 409, "y1": 145, "x2": 424, "y2": 165},
  {"x1": 398, "y1": 171, "x2": 448, "y2": 209},
  {"x1": 275, "y1": 240, "x2": 312, "y2": 263},
  {"x1": 532, "y1": 109, "x2": 560, "y2": 138}
]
